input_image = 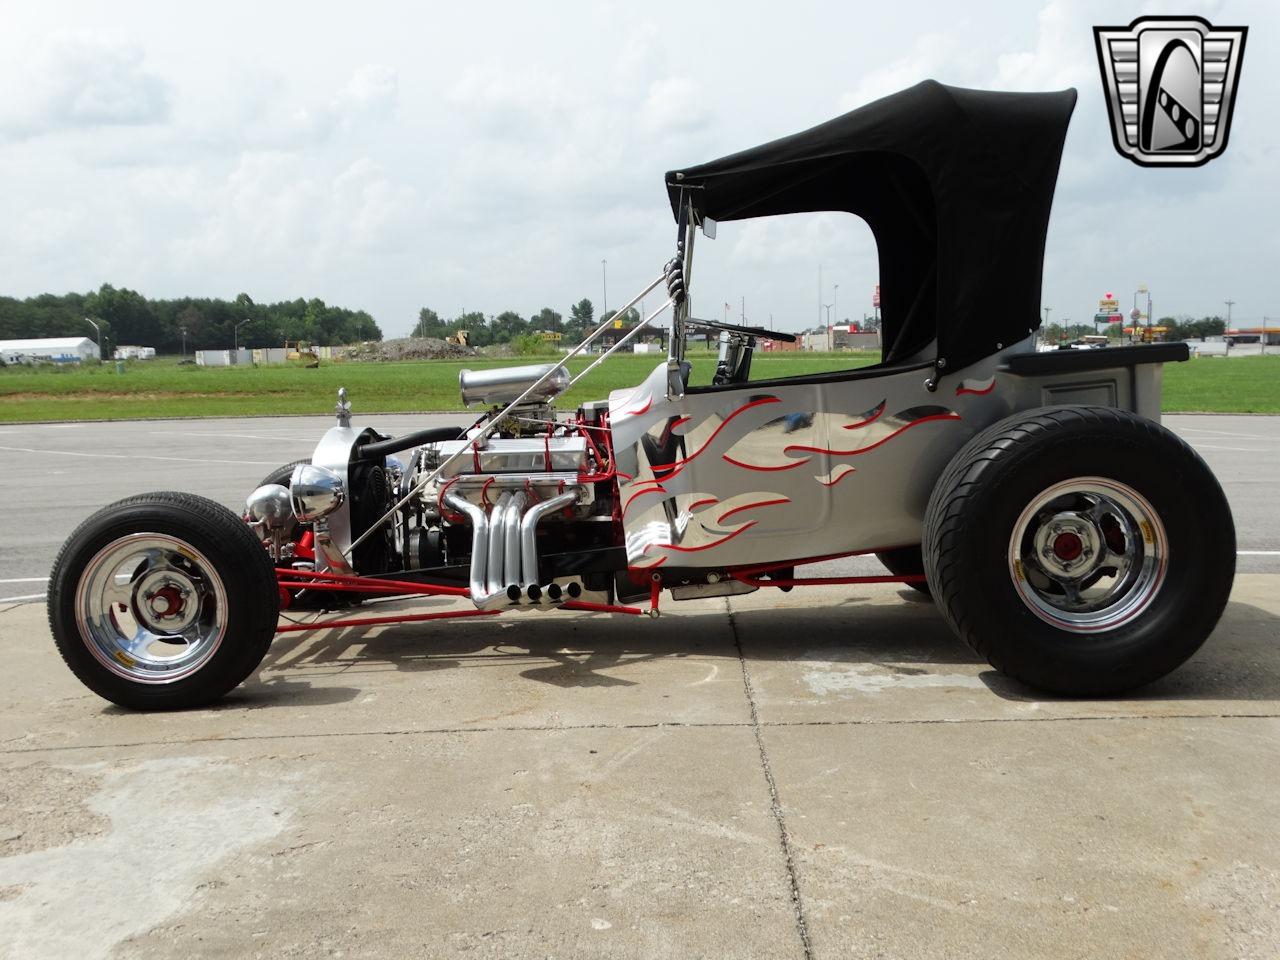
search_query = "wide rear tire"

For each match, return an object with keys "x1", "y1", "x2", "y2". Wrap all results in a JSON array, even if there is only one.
[
  {"x1": 875, "y1": 546, "x2": 932, "y2": 597},
  {"x1": 48, "y1": 492, "x2": 279, "y2": 710},
  {"x1": 923, "y1": 406, "x2": 1234, "y2": 696}
]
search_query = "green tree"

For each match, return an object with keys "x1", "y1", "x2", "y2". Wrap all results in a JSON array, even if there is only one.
[
  {"x1": 530, "y1": 307, "x2": 563, "y2": 332},
  {"x1": 453, "y1": 310, "x2": 489, "y2": 346},
  {"x1": 412, "y1": 307, "x2": 446, "y2": 339},
  {"x1": 490, "y1": 310, "x2": 527, "y2": 343},
  {"x1": 567, "y1": 298, "x2": 594, "y2": 339}
]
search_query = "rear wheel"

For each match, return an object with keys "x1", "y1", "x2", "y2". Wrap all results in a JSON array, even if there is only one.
[
  {"x1": 923, "y1": 406, "x2": 1235, "y2": 695},
  {"x1": 48, "y1": 492, "x2": 279, "y2": 710},
  {"x1": 875, "y1": 546, "x2": 931, "y2": 597}
]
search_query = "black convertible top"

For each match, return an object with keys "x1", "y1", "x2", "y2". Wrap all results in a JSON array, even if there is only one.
[{"x1": 666, "y1": 81, "x2": 1077, "y2": 372}]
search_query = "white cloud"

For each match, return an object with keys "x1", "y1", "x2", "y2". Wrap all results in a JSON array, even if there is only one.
[
  {"x1": 0, "y1": 36, "x2": 170, "y2": 141},
  {"x1": 0, "y1": 0, "x2": 1275, "y2": 336},
  {"x1": 639, "y1": 77, "x2": 710, "y2": 136}
]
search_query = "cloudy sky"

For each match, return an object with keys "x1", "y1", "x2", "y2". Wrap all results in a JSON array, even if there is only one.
[{"x1": 0, "y1": 0, "x2": 1275, "y2": 337}]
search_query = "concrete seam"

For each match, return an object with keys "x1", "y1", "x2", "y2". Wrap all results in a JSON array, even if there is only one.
[
  {"x1": 2, "y1": 712, "x2": 1277, "y2": 756},
  {"x1": 727, "y1": 597, "x2": 815, "y2": 960}
]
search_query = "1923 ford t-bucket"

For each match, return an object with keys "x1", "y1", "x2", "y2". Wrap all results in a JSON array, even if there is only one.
[{"x1": 49, "y1": 81, "x2": 1235, "y2": 710}]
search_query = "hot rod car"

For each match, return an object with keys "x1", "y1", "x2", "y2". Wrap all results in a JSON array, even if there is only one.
[{"x1": 49, "y1": 81, "x2": 1235, "y2": 710}]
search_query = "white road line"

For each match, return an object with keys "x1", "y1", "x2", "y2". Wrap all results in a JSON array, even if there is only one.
[
  {"x1": 0, "y1": 576, "x2": 48, "y2": 583},
  {"x1": 147, "y1": 431, "x2": 317, "y2": 442},
  {"x1": 1192, "y1": 444, "x2": 1267, "y2": 452},
  {"x1": 0, "y1": 593, "x2": 46, "y2": 603},
  {"x1": 0, "y1": 445, "x2": 277, "y2": 466},
  {"x1": 1177, "y1": 427, "x2": 1278, "y2": 441},
  {"x1": 1239, "y1": 551, "x2": 1280, "y2": 556}
]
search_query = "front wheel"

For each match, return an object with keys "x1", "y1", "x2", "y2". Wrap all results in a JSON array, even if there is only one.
[
  {"x1": 923, "y1": 406, "x2": 1235, "y2": 696},
  {"x1": 48, "y1": 492, "x2": 280, "y2": 710}
]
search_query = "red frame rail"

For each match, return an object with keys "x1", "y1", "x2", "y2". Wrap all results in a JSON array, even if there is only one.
[{"x1": 274, "y1": 546, "x2": 920, "y2": 635}]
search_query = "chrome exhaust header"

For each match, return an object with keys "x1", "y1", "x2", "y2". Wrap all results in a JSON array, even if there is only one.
[
  {"x1": 520, "y1": 492, "x2": 579, "y2": 590},
  {"x1": 444, "y1": 489, "x2": 582, "y2": 610}
]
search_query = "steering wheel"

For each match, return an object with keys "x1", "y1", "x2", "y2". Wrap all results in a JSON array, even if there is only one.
[{"x1": 685, "y1": 317, "x2": 798, "y2": 344}]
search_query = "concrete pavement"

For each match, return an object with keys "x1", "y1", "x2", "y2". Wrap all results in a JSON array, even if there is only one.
[{"x1": 2, "y1": 578, "x2": 1278, "y2": 959}]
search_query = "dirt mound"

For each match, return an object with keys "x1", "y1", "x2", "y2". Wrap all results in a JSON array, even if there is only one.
[{"x1": 346, "y1": 337, "x2": 477, "y2": 362}]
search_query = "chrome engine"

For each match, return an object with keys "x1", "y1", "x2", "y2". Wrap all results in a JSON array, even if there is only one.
[{"x1": 251, "y1": 364, "x2": 618, "y2": 610}]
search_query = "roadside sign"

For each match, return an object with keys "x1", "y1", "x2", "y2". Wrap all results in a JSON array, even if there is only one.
[{"x1": 872, "y1": 284, "x2": 880, "y2": 308}]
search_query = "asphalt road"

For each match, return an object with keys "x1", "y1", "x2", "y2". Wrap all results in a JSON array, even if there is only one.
[{"x1": 1, "y1": 413, "x2": 1277, "y2": 599}]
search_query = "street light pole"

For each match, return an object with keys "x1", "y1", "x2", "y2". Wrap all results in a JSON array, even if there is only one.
[
  {"x1": 234, "y1": 318, "x2": 252, "y2": 353},
  {"x1": 181, "y1": 327, "x2": 188, "y2": 360},
  {"x1": 601, "y1": 260, "x2": 608, "y2": 314},
  {"x1": 83, "y1": 317, "x2": 103, "y2": 361},
  {"x1": 824, "y1": 304, "x2": 834, "y2": 351},
  {"x1": 834, "y1": 283, "x2": 839, "y2": 326}
]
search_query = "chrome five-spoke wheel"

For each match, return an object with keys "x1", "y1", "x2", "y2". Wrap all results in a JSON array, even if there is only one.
[
  {"x1": 50, "y1": 492, "x2": 279, "y2": 709},
  {"x1": 1009, "y1": 477, "x2": 1167, "y2": 633},
  {"x1": 75, "y1": 533, "x2": 228, "y2": 683}
]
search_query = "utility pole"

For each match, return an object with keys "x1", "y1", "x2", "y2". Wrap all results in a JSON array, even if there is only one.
[
  {"x1": 1224, "y1": 299, "x2": 1235, "y2": 330},
  {"x1": 83, "y1": 316, "x2": 103, "y2": 361},
  {"x1": 1261, "y1": 316, "x2": 1269, "y2": 356},
  {"x1": 834, "y1": 283, "x2": 839, "y2": 325},
  {"x1": 601, "y1": 260, "x2": 608, "y2": 314},
  {"x1": 817, "y1": 265, "x2": 822, "y2": 329}
]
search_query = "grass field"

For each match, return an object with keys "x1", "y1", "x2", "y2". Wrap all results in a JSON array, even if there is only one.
[{"x1": 0, "y1": 351, "x2": 1275, "y2": 421}]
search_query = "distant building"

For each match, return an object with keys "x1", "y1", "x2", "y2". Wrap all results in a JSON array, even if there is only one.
[
  {"x1": 114, "y1": 345, "x2": 156, "y2": 360},
  {"x1": 760, "y1": 336, "x2": 799, "y2": 352},
  {"x1": 802, "y1": 326, "x2": 881, "y2": 351},
  {"x1": 0, "y1": 336, "x2": 99, "y2": 364},
  {"x1": 1227, "y1": 326, "x2": 1280, "y2": 346}
]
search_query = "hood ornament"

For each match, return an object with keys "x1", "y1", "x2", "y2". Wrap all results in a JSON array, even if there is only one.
[{"x1": 335, "y1": 386, "x2": 352, "y2": 428}]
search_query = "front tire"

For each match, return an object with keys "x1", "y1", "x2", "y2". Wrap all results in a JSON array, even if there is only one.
[
  {"x1": 48, "y1": 492, "x2": 280, "y2": 710},
  {"x1": 923, "y1": 406, "x2": 1235, "y2": 696},
  {"x1": 257, "y1": 459, "x2": 310, "y2": 489}
]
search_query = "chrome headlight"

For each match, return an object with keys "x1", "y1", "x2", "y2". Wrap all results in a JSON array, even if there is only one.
[
  {"x1": 245, "y1": 484, "x2": 296, "y2": 534},
  {"x1": 289, "y1": 463, "x2": 345, "y2": 522}
]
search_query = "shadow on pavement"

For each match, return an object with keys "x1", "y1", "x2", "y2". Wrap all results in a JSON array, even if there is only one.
[
  {"x1": 977, "y1": 599, "x2": 1280, "y2": 703},
  {"x1": 80, "y1": 593, "x2": 1278, "y2": 713}
]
